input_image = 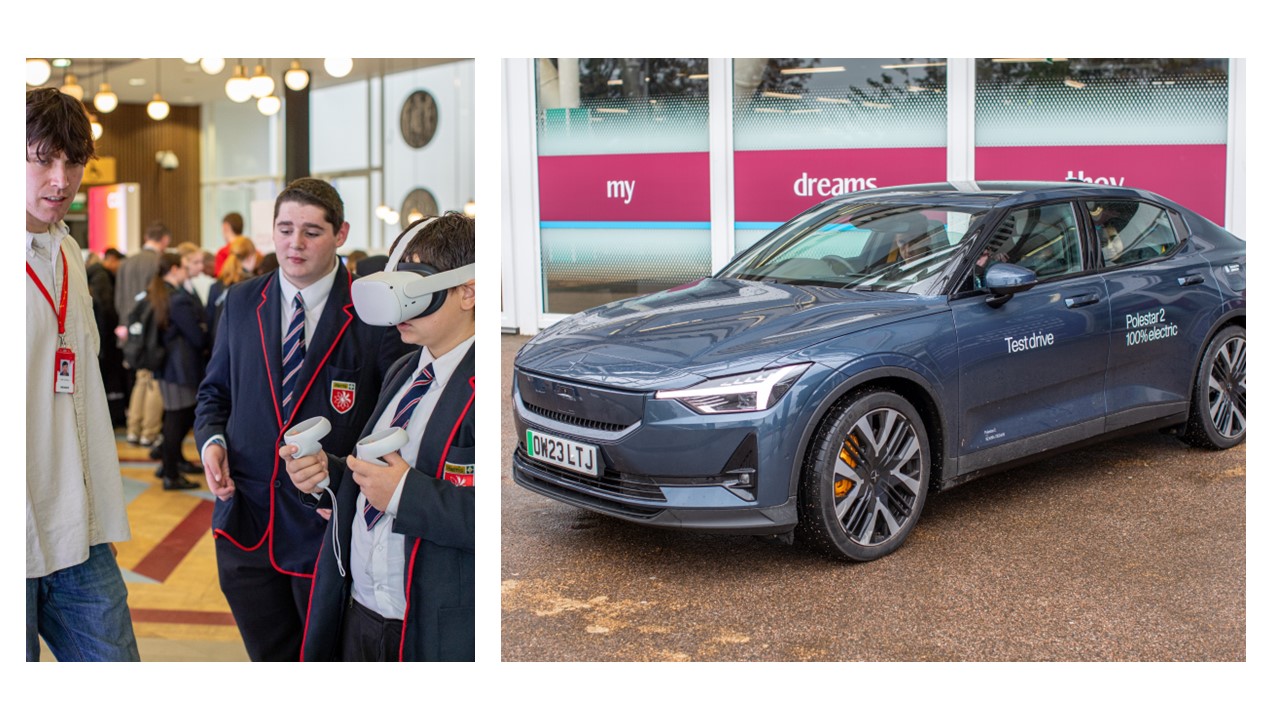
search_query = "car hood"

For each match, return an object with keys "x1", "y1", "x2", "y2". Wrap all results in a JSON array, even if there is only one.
[{"x1": 516, "y1": 278, "x2": 944, "y2": 390}]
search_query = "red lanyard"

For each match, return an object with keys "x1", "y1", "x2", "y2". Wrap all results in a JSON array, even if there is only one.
[{"x1": 27, "y1": 246, "x2": 69, "y2": 336}]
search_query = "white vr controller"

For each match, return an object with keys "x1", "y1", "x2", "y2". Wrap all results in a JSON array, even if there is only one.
[
  {"x1": 284, "y1": 417, "x2": 333, "y2": 493},
  {"x1": 285, "y1": 419, "x2": 411, "y2": 497},
  {"x1": 356, "y1": 426, "x2": 410, "y2": 467},
  {"x1": 350, "y1": 215, "x2": 474, "y2": 326}
]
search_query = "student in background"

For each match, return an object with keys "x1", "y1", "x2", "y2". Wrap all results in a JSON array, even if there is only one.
[
  {"x1": 150, "y1": 251, "x2": 207, "y2": 491},
  {"x1": 117, "y1": 222, "x2": 171, "y2": 447},
  {"x1": 206, "y1": 235, "x2": 258, "y2": 345}
]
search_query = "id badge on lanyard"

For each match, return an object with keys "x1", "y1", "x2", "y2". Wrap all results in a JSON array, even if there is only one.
[
  {"x1": 27, "y1": 247, "x2": 74, "y2": 394},
  {"x1": 55, "y1": 346, "x2": 76, "y2": 394}
]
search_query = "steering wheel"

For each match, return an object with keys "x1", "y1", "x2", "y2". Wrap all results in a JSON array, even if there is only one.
[{"x1": 822, "y1": 255, "x2": 857, "y2": 274}]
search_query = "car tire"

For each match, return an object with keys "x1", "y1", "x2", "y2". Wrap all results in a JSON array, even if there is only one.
[
  {"x1": 799, "y1": 388, "x2": 930, "y2": 561},
  {"x1": 1182, "y1": 325, "x2": 1246, "y2": 450}
]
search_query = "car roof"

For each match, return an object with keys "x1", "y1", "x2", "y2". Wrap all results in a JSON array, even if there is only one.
[{"x1": 829, "y1": 181, "x2": 1173, "y2": 212}]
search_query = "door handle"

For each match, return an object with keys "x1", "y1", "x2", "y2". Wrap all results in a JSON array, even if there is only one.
[
  {"x1": 1064, "y1": 293, "x2": 1100, "y2": 308},
  {"x1": 1179, "y1": 273, "x2": 1204, "y2": 286}
]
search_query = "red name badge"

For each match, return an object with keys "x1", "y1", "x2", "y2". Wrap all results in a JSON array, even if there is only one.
[{"x1": 54, "y1": 347, "x2": 75, "y2": 394}]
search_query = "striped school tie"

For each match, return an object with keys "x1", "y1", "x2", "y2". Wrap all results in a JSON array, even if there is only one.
[
  {"x1": 281, "y1": 294, "x2": 306, "y2": 411},
  {"x1": 363, "y1": 363, "x2": 434, "y2": 529}
]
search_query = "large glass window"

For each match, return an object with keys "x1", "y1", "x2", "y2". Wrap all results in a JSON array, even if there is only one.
[
  {"x1": 975, "y1": 58, "x2": 1229, "y2": 223},
  {"x1": 731, "y1": 58, "x2": 948, "y2": 252},
  {"x1": 312, "y1": 80, "x2": 372, "y2": 173},
  {"x1": 536, "y1": 58, "x2": 711, "y2": 315}
]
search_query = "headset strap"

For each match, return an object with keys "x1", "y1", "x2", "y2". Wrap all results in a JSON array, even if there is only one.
[
  {"x1": 403, "y1": 263, "x2": 476, "y2": 298},
  {"x1": 385, "y1": 216, "x2": 439, "y2": 271}
]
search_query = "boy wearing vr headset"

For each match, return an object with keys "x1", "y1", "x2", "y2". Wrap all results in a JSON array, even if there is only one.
[
  {"x1": 280, "y1": 212, "x2": 475, "y2": 661},
  {"x1": 195, "y1": 178, "x2": 408, "y2": 661}
]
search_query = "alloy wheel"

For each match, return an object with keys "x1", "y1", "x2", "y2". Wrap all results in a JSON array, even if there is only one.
[
  {"x1": 832, "y1": 407, "x2": 924, "y2": 547},
  {"x1": 1208, "y1": 336, "x2": 1246, "y2": 440}
]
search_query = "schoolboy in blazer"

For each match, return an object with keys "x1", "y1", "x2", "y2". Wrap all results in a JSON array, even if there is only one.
[
  {"x1": 281, "y1": 212, "x2": 474, "y2": 661},
  {"x1": 195, "y1": 178, "x2": 406, "y2": 661}
]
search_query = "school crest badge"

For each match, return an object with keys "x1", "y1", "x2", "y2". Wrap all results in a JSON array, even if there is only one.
[
  {"x1": 443, "y1": 462, "x2": 474, "y2": 487},
  {"x1": 330, "y1": 381, "x2": 356, "y2": 414}
]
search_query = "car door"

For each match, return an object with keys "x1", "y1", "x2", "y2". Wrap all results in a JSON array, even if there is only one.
[
  {"x1": 950, "y1": 200, "x2": 1111, "y2": 474},
  {"x1": 1087, "y1": 198, "x2": 1222, "y2": 429}
]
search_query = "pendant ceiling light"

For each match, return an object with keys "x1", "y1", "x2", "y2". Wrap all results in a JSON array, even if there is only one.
[
  {"x1": 94, "y1": 82, "x2": 118, "y2": 113},
  {"x1": 147, "y1": 59, "x2": 169, "y2": 120},
  {"x1": 201, "y1": 57, "x2": 226, "y2": 75},
  {"x1": 324, "y1": 58, "x2": 353, "y2": 78},
  {"x1": 147, "y1": 93, "x2": 170, "y2": 120},
  {"x1": 284, "y1": 60, "x2": 310, "y2": 91},
  {"x1": 249, "y1": 63, "x2": 275, "y2": 98},
  {"x1": 257, "y1": 94, "x2": 281, "y2": 116},
  {"x1": 89, "y1": 113, "x2": 104, "y2": 141},
  {"x1": 225, "y1": 63, "x2": 253, "y2": 103},
  {"x1": 60, "y1": 73, "x2": 84, "y2": 100},
  {"x1": 26, "y1": 58, "x2": 52, "y2": 86},
  {"x1": 94, "y1": 62, "x2": 118, "y2": 114}
]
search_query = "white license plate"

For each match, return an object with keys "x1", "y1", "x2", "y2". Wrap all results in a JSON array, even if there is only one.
[{"x1": 526, "y1": 429, "x2": 600, "y2": 477}]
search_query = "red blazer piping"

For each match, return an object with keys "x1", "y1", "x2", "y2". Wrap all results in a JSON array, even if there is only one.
[
  {"x1": 299, "y1": 538, "x2": 329, "y2": 661},
  {"x1": 213, "y1": 273, "x2": 355, "y2": 579},
  {"x1": 398, "y1": 375, "x2": 475, "y2": 662}
]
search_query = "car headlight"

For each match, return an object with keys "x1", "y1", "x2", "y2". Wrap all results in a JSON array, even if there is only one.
[{"x1": 655, "y1": 363, "x2": 811, "y2": 414}]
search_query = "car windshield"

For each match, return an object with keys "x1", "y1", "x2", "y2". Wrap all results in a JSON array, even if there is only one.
[{"x1": 719, "y1": 202, "x2": 989, "y2": 295}]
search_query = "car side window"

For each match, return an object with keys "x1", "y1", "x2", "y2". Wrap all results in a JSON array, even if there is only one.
[
  {"x1": 971, "y1": 202, "x2": 1082, "y2": 288},
  {"x1": 1086, "y1": 200, "x2": 1180, "y2": 268}
]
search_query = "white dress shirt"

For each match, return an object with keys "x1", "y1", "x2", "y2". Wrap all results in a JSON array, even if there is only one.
[
  {"x1": 350, "y1": 336, "x2": 474, "y2": 619},
  {"x1": 277, "y1": 258, "x2": 340, "y2": 347}
]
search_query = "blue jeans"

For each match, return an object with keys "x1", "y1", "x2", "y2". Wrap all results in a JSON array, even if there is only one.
[{"x1": 27, "y1": 543, "x2": 140, "y2": 661}]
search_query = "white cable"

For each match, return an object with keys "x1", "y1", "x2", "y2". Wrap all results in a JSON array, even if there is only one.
[{"x1": 321, "y1": 485, "x2": 345, "y2": 578}]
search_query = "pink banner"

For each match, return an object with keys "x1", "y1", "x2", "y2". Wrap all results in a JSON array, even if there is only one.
[
  {"x1": 734, "y1": 148, "x2": 946, "y2": 223},
  {"x1": 537, "y1": 152, "x2": 710, "y2": 222},
  {"x1": 87, "y1": 185, "x2": 122, "y2": 255},
  {"x1": 977, "y1": 144, "x2": 1226, "y2": 225}
]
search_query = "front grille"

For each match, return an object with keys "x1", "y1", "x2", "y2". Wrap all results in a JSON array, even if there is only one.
[
  {"x1": 516, "y1": 371, "x2": 645, "y2": 431},
  {"x1": 522, "y1": 399, "x2": 631, "y2": 433}
]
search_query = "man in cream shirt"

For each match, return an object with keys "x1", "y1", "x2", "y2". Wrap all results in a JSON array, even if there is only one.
[{"x1": 26, "y1": 87, "x2": 138, "y2": 661}]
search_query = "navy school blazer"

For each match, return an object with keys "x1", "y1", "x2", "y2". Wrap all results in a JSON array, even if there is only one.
[
  {"x1": 156, "y1": 284, "x2": 208, "y2": 389},
  {"x1": 194, "y1": 265, "x2": 409, "y2": 575},
  {"x1": 301, "y1": 344, "x2": 475, "y2": 661}
]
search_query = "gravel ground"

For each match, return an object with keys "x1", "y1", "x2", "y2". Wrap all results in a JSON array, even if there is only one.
[{"x1": 500, "y1": 333, "x2": 1245, "y2": 662}]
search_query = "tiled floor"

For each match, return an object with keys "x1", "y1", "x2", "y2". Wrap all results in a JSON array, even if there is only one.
[{"x1": 39, "y1": 432, "x2": 248, "y2": 662}]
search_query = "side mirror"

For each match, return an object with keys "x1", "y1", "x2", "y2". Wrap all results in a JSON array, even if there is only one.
[{"x1": 983, "y1": 262, "x2": 1037, "y2": 308}]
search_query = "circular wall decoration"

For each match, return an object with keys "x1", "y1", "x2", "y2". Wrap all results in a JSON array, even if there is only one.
[
  {"x1": 399, "y1": 90, "x2": 439, "y2": 149},
  {"x1": 400, "y1": 188, "x2": 440, "y2": 229}
]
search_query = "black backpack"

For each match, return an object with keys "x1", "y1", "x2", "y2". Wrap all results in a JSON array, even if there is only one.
[{"x1": 123, "y1": 295, "x2": 167, "y2": 372}]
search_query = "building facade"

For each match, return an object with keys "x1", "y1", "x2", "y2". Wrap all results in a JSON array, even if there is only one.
[{"x1": 501, "y1": 58, "x2": 1244, "y2": 335}]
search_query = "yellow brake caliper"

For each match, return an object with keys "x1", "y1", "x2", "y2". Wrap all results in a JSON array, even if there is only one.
[{"x1": 835, "y1": 435, "x2": 857, "y2": 498}]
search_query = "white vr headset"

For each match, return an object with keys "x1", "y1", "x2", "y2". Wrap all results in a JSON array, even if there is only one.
[{"x1": 350, "y1": 216, "x2": 475, "y2": 326}]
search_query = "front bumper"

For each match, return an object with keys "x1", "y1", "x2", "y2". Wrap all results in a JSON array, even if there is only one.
[{"x1": 511, "y1": 369, "x2": 801, "y2": 534}]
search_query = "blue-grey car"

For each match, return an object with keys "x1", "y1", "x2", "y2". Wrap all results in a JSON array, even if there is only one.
[{"x1": 512, "y1": 182, "x2": 1246, "y2": 561}]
